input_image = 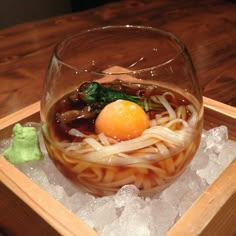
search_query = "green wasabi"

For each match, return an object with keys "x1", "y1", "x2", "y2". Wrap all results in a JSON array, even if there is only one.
[{"x1": 3, "y1": 123, "x2": 43, "y2": 164}]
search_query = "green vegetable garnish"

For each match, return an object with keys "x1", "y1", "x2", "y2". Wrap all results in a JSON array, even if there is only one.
[
  {"x1": 81, "y1": 82, "x2": 138, "y2": 104},
  {"x1": 3, "y1": 123, "x2": 43, "y2": 164},
  {"x1": 80, "y1": 82, "x2": 163, "y2": 111}
]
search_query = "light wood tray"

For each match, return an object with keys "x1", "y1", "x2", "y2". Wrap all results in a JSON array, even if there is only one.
[{"x1": 0, "y1": 98, "x2": 236, "y2": 236}]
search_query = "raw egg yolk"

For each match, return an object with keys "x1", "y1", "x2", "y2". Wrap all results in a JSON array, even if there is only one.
[{"x1": 95, "y1": 100, "x2": 149, "y2": 141}]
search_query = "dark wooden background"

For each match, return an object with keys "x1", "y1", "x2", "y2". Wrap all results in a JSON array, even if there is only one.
[{"x1": 0, "y1": 0, "x2": 235, "y2": 119}]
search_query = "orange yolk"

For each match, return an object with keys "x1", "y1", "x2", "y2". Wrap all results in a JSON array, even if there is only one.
[{"x1": 95, "y1": 100, "x2": 149, "y2": 141}]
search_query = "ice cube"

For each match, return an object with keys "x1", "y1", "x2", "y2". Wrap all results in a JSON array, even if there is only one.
[
  {"x1": 0, "y1": 138, "x2": 12, "y2": 154},
  {"x1": 119, "y1": 205, "x2": 151, "y2": 236},
  {"x1": 205, "y1": 126, "x2": 228, "y2": 154},
  {"x1": 3, "y1": 124, "x2": 236, "y2": 236},
  {"x1": 177, "y1": 190, "x2": 199, "y2": 217},
  {"x1": 197, "y1": 159, "x2": 224, "y2": 184},
  {"x1": 114, "y1": 185, "x2": 139, "y2": 208},
  {"x1": 150, "y1": 199, "x2": 178, "y2": 236},
  {"x1": 217, "y1": 140, "x2": 236, "y2": 167},
  {"x1": 177, "y1": 174, "x2": 207, "y2": 217},
  {"x1": 190, "y1": 147, "x2": 209, "y2": 171},
  {"x1": 101, "y1": 207, "x2": 151, "y2": 236},
  {"x1": 47, "y1": 184, "x2": 68, "y2": 201},
  {"x1": 76, "y1": 196, "x2": 115, "y2": 229},
  {"x1": 160, "y1": 176, "x2": 190, "y2": 207},
  {"x1": 63, "y1": 192, "x2": 95, "y2": 213},
  {"x1": 197, "y1": 138, "x2": 236, "y2": 185},
  {"x1": 16, "y1": 159, "x2": 45, "y2": 181},
  {"x1": 40, "y1": 154, "x2": 80, "y2": 195},
  {"x1": 91, "y1": 200, "x2": 117, "y2": 231},
  {"x1": 160, "y1": 167, "x2": 208, "y2": 219}
]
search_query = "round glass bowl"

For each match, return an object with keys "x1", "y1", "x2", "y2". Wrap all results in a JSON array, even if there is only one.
[{"x1": 40, "y1": 25, "x2": 203, "y2": 196}]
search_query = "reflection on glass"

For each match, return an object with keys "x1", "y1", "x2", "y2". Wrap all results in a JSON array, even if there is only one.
[{"x1": 41, "y1": 26, "x2": 203, "y2": 196}]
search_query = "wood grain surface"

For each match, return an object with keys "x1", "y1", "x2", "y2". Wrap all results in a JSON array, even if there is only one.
[
  {"x1": 0, "y1": 98, "x2": 235, "y2": 236},
  {"x1": 167, "y1": 159, "x2": 236, "y2": 236},
  {"x1": 0, "y1": 157, "x2": 98, "y2": 236},
  {"x1": 0, "y1": 0, "x2": 235, "y2": 119}
]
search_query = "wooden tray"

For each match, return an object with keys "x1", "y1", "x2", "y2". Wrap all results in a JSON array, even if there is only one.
[{"x1": 0, "y1": 98, "x2": 236, "y2": 236}]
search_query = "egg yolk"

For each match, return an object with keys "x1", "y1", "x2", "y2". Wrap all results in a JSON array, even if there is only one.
[{"x1": 95, "y1": 100, "x2": 149, "y2": 141}]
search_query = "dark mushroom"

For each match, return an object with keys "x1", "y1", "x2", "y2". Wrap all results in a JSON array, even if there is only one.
[{"x1": 57, "y1": 106, "x2": 96, "y2": 123}]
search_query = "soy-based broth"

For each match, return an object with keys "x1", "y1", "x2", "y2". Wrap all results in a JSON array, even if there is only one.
[{"x1": 42, "y1": 80, "x2": 202, "y2": 196}]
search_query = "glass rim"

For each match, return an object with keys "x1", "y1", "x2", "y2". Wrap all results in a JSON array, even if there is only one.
[{"x1": 53, "y1": 25, "x2": 186, "y2": 75}]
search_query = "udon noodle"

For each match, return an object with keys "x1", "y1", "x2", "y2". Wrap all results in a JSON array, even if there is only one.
[{"x1": 43, "y1": 81, "x2": 202, "y2": 196}]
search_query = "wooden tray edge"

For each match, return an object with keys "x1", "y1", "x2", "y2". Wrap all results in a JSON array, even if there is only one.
[
  {"x1": 0, "y1": 101, "x2": 40, "y2": 130},
  {"x1": 0, "y1": 156, "x2": 98, "y2": 236},
  {"x1": 167, "y1": 159, "x2": 236, "y2": 236},
  {"x1": 203, "y1": 97, "x2": 236, "y2": 118},
  {"x1": 0, "y1": 98, "x2": 235, "y2": 235}
]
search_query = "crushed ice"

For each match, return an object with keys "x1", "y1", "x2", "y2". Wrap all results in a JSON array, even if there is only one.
[{"x1": 0, "y1": 124, "x2": 236, "y2": 236}]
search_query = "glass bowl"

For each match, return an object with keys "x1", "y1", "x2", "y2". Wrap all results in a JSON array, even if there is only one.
[{"x1": 40, "y1": 25, "x2": 203, "y2": 196}]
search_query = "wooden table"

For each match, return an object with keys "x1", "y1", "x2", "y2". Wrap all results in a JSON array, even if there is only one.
[
  {"x1": 0, "y1": 1, "x2": 236, "y2": 235},
  {"x1": 0, "y1": 0, "x2": 236, "y2": 120}
]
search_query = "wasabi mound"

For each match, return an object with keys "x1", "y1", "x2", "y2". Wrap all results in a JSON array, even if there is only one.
[{"x1": 3, "y1": 123, "x2": 43, "y2": 164}]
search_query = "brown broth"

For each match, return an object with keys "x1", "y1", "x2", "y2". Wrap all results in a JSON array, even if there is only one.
[
  {"x1": 42, "y1": 81, "x2": 203, "y2": 196},
  {"x1": 46, "y1": 81, "x2": 193, "y2": 143}
]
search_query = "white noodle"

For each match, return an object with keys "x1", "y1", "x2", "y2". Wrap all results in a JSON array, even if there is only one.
[
  {"x1": 143, "y1": 98, "x2": 149, "y2": 111},
  {"x1": 155, "y1": 113, "x2": 161, "y2": 120},
  {"x1": 103, "y1": 169, "x2": 115, "y2": 183},
  {"x1": 134, "y1": 174, "x2": 144, "y2": 188},
  {"x1": 143, "y1": 126, "x2": 190, "y2": 146},
  {"x1": 150, "y1": 95, "x2": 160, "y2": 104},
  {"x1": 135, "y1": 146, "x2": 159, "y2": 153},
  {"x1": 98, "y1": 133, "x2": 110, "y2": 146},
  {"x1": 187, "y1": 104, "x2": 198, "y2": 127},
  {"x1": 58, "y1": 142, "x2": 82, "y2": 148},
  {"x1": 71, "y1": 162, "x2": 90, "y2": 172},
  {"x1": 107, "y1": 137, "x2": 119, "y2": 144},
  {"x1": 84, "y1": 137, "x2": 103, "y2": 150},
  {"x1": 163, "y1": 91, "x2": 175, "y2": 100},
  {"x1": 156, "y1": 116, "x2": 170, "y2": 125},
  {"x1": 158, "y1": 95, "x2": 176, "y2": 120},
  {"x1": 78, "y1": 178, "x2": 118, "y2": 192},
  {"x1": 143, "y1": 177, "x2": 152, "y2": 189},
  {"x1": 87, "y1": 175, "x2": 137, "y2": 187},
  {"x1": 83, "y1": 128, "x2": 189, "y2": 163},
  {"x1": 53, "y1": 91, "x2": 199, "y2": 166},
  {"x1": 80, "y1": 138, "x2": 158, "y2": 162},
  {"x1": 92, "y1": 168, "x2": 103, "y2": 182},
  {"x1": 117, "y1": 152, "x2": 134, "y2": 158},
  {"x1": 156, "y1": 142, "x2": 170, "y2": 156},
  {"x1": 150, "y1": 119, "x2": 157, "y2": 127},
  {"x1": 131, "y1": 163, "x2": 167, "y2": 178},
  {"x1": 56, "y1": 125, "x2": 194, "y2": 165},
  {"x1": 66, "y1": 147, "x2": 94, "y2": 154},
  {"x1": 68, "y1": 129, "x2": 86, "y2": 137},
  {"x1": 165, "y1": 118, "x2": 189, "y2": 129},
  {"x1": 177, "y1": 105, "x2": 187, "y2": 120}
]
